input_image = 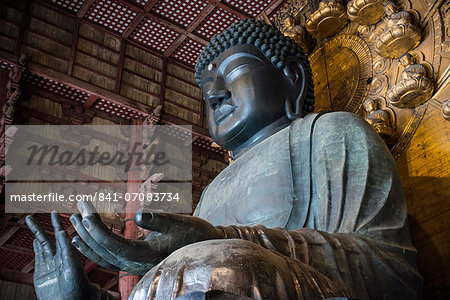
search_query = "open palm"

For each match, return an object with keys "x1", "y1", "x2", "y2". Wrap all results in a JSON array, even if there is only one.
[{"x1": 26, "y1": 212, "x2": 96, "y2": 300}]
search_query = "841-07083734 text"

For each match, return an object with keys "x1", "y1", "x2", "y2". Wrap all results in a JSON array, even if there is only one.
[{"x1": 9, "y1": 192, "x2": 181, "y2": 202}]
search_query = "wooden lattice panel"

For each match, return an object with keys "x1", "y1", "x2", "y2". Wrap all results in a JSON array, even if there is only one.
[
  {"x1": 152, "y1": 0, "x2": 209, "y2": 28},
  {"x1": 51, "y1": 0, "x2": 85, "y2": 14},
  {"x1": 159, "y1": 125, "x2": 192, "y2": 143},
  {"x1": 0, "y1": 249, "x2": 34, "y2": 271},
  {"x1": 130, "y1": 0, "x2": 151, "y2": 7},
  {"x1": 93, "y1": 98, "x2": 146, "y2": 120},
  {"x1": 24, "y1": 72, "x2": 90, "y2": 104},
  {"x1": 0, "y1": 59, "x2": 14, "y2": 71},
  {"x1": 6, "y1": 228, "x2": 35, "y2": 250},
  {"x1": 225, "y1": 0, "x2": 272, "y2": 17},
  {"x1": 131, "y1": 17, "x2": 179, "y2": 52},
  {"x1": 194, "y1": 7, "x2": 241, "y2": 40},
  {"x1": 172, "y1": 38, "x2": 204, "y2": 66},
  {"x1": 86, "y1": 0, "x2": 138, "y2": 34},
  {"x1": 193, "y1": 137, "x2": 227, "y2": 154}
]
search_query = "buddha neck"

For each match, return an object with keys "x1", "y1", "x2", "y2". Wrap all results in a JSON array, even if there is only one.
[{"x1": 231, "y1": 116, "x2": 291, "y2": 160}]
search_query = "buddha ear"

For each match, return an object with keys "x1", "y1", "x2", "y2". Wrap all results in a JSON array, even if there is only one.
[{"x1": 283, "y1": 56, "x2": 309, "y2": 120}]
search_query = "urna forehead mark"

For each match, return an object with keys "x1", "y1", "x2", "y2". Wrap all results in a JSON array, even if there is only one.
[{"x1": 200, "y1": 52, "x2": 264, "y2": 89}]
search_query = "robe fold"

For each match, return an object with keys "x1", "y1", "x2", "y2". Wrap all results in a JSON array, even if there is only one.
[{"x1": 130, "y1": 112, "x2": 422, "y2": 300}]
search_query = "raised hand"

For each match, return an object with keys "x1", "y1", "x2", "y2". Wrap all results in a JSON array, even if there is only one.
[
  {"x1": 26, "y1": 212, "x2": 98, "y2": 300},
  {"x1": 71, "y1": 201, "x2": 222, "y2": 275}
]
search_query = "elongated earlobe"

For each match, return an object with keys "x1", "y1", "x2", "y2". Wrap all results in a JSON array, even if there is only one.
[{"x1": 283, "y1": 56, "x2": 309, "y2": 120}]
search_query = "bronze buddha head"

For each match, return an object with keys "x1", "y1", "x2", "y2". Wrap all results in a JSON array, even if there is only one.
[
  {"x1": 195, "y1": 19, "x2": 314, "y2": 152},
  {"x1": 399, "y1": 52, "x2": 413, "y2": 67}
]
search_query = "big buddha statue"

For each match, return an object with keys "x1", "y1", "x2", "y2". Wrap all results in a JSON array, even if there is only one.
[{"x1": 26, "y1": 19, "x2": 422, "y2": 300}]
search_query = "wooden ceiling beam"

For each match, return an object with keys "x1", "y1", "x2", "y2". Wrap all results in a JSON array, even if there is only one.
[
  {"x1": 77, "y1": 0, "x2": 97, "y2": 18},
  {"x1": 0, "y1": 244, "x2": 34, "y2": 256},
  {"x1": 115, "y1": 41, "x2": 126, "y2": 94},
  {"x1": 160, "y1": 3, "x2": 216, "y2": 58},
  {"x1": 84, "y1": 95, "x2": 99, "y2": 109},
  {"x1": 122, "y1": 0, "x2": 158, "y2": 39},
  {"x1": 14, "y1": 0, "x2": 30, "y2": 56},
  {"x1": 0, "y1": 268, "x2": 34, "y2": 286},
  {"x1": 164, "y1": 35, "x2": 187, "y2": 58},
  {"x1": 104, "y1": 277, "x2": 119, "y2": 290},
  {"x1": 259, "y1": 0, "x2": 285, "y2": 18},
  {"x1": 67, "y1": 18, "x2": 80, "y2": 76},
  {"x1": 122, "y1": 14, "x2": 145, "y2": 39},
  {"x1": 0, "y1": 215, "x2": 27, "y2": 247},
  {"x1": 159, "y1": 57, "x2": 167, "y2": 106},
  {"x1": 186, "y1": 4, "x2": 216, "y2": 32},
  {"x1": 84, "y1": 260, "x2": 98, "y2": 274},
  {"x1": 107, "y1": 0, "x2": 208, "y2": 44},
  {"x1": 21, "y1": 260, "x2": 35, "y2": 273},
  {"x1": 206, "y1": 0, "x2": 249, "y2": 19},
  {"x1": 146, "y1": 12, "x2": 208, "y2": 45}
]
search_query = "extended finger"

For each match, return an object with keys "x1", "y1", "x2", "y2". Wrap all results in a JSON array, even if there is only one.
[
  {"x1": 134, "y1": 210, "x2": 194, "y2": 233},
  {"x1": 70, "y1": 213, "x2": 128, "y2": 270},
  {"x1": 51, "y1": 211, "x2": 63, "y2": 252},
  {"x1": 77, "y1": 200, "x2": 100, "y2": 219},
  {"x1": 26, "y1": 215, "x2": 55, "y2": 258},
  {"x1": 51, "y1": 211, "x2": 63, "y2": 235},
  {"x1": 72, "y1": 236, "x2": 119, "y2": 270},
  {"x1": 33, "y1": 239, "x2": 44, "y2": 264},
  {"x1": 56, "y1": 230, "x2": 77, "y2": 271},
  {"x1": 81, "y1": 215, "x2": 155, "y2": 263},
  {"x1": 135, "y1": 209, "x2": 216, "y2": 235}
]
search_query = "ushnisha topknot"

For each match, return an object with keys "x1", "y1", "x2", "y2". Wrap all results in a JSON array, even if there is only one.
[{"x1": 194, "y1": 19, "x2": 315, "y2": 114}]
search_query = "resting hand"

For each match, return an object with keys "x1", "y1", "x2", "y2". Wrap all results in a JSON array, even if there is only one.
[
  {"x1": 26, "y1": 212, "x2": 98, "y2": 300},
  {"x1": 71, "y1": 201, "x2": 222, "y2": 275}
]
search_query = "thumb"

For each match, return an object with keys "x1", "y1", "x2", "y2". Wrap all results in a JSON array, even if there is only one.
[{"x1": 135, "y1": 209, "x2": 220, "y2": 240}]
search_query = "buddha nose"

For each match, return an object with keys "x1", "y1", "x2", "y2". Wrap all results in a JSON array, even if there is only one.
[{"x1": 208, "y1": 90, "x2": 231, "y2": 110}]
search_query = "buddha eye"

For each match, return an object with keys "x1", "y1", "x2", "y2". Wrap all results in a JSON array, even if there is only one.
[{"x1": 225, "y1": 64, "x2": 251, "y2": 82}]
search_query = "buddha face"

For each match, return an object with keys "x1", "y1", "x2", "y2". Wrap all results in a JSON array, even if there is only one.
[
  {"x1": 363, "y1": 99, "x2": 376, "y2": 112},
  {"x1": 200, "y1": 44, "x2": 292, "y2": 151},
  {"x1": 400, "y1": 54, "x2": 413, "y2": 67}
]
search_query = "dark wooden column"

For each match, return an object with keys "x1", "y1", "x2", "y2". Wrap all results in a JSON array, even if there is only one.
[{"x1": 119, "y1": 117, "x2": 142, "y2": 299}]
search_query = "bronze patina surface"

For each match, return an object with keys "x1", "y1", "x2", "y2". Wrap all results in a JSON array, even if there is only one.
[{"x1": 27, "y1": 19, "x2": 422, "y2": 300}]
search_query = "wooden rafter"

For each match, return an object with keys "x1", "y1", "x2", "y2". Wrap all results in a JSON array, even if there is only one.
[
  {"x1": 104, "y1": 277, "x2": 119, "y2": 290},
  {"x1": 0, "y1": 268, "x2": 34, "y2": 285},
  {"x1": 206, "y1": 0, "x2": 249, "y2": 19},
  {"x1": 259, "y1": 0, "x2": 286, "y2": 17},
  {"x1": 115, "y1": 41, "x2": 126, "y2": 94},
  {"x1": 14, "y1": 0, "x2": 30, "y2": 56},
  {"x1": 84, "y1": 260, "x2": 98, "y2": 274},
  {"x1": 77, "y1": 0, "x2": 97, "y2": 18},
  {"x1": 163, "y1": 2, "x2": 215, "y2": 58},
  {"x1": 159, "y1": 57, "x2": 167, "y2": 106},
  {"x1": 67, "y1": 18, "x2": 80, "y2": 76},
  {"x1": 0, "y1": 216, "x2": 27, "y2": 247},
  {"x1": 121, "y1": 0, "x2": 159, "y2": 39}
]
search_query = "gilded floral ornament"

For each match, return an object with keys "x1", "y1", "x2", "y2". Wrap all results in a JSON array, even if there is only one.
[
  {"x1": 306, "y1": 0, "x2": 348, "y2": 38},
  {"x1": 374, "y1": 1, "x2": 421, "y2": 58},
  {"x1": 387, "y1": 53, "x2": 434, "y2": 108},
  {"x1": 347, "y1": 0, "x2": 386, "y2": 25}
]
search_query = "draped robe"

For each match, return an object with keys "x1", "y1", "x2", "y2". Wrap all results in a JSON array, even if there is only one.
[{"x1": 130, "y1": 112, "x2": 422, "y2": 300}]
